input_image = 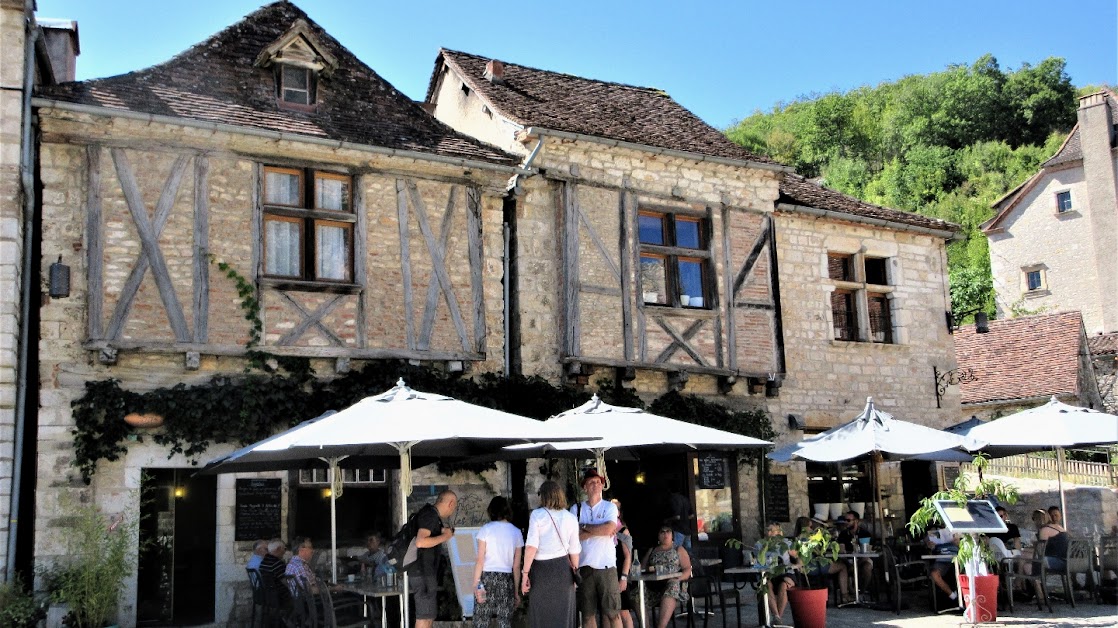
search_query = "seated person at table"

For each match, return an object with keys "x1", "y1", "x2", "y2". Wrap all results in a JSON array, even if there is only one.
[
  {"x1": 358, "y1": 531, "x2": 389, "y2": 579},
  {"x1": 754, "y1": 523, "x2": 795, "y2": 621},
  {"x1": 925, "y1": 528, "x2": 959, "y2": 602},
  {"x1": 990, "y1": 507, "x2": 1021, "y2": 551},
  {"x1": 1034, "y1": 509, "x2": 1069, "y2": 571},
  {"x1": 791, "y1": 517, "x2": 850, "y2": 603},
  {"x1": 285, "y1": 536, "x2": 368, "y2": 623},
  {"x1": 645, "y1": 525, "x2": 692, "y2": 628},
  {"x1": 247, "y1": 539, "x2": 268, "y2": 571},
  {"x1": 837, "y1": 511, "x2": 874, "y2": 589}
]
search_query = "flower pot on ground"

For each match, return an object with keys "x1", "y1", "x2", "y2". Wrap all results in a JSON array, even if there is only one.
[
  {"x1": 787, "y1": 587, "x2": 828, "y2": 628},
  {"x1": 786, "y1": 528, "x2": 840, "y2": 628},
  {"x1": 959, "y1": 574, "x2": 999, "y2": 623}
]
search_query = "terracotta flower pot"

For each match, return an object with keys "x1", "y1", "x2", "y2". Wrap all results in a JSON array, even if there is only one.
[
  {"x1": 123, "y1": 412, "x2": 163, "y2": 428},
  {"x1": 788, "y1": 586, "x2": 828, "y2": 628},
  {"x1": 959, "y1": 574, "x2": 999, "y2": 623}
]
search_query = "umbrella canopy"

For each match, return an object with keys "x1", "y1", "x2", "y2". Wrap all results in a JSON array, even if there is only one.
[
  {"x1": 959, "y1": 396, "x2": 1118, "y2": 529},
  {"x1": 499, "y1": 395, "x2": 772, "y2": 484},
  {"x1": 201, "y1": 379, "x2": 596, "y2": 624},
  {"x1": 768, "y1": 397, "x2": 985, "y2": 463}
]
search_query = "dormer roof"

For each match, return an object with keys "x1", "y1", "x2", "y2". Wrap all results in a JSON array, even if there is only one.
[{"x1": 37, "y1": 2, "x2": 515, "y2": 166}]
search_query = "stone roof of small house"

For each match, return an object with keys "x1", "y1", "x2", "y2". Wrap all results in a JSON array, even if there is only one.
[
  {"x1": 777, "y1": 173, "x2": 961, "y2": 235},
  {"x1": 1088, "y1": 331, "x2": 1118, "y2": 357},
  {"x1": 429, "y1": 48, "x2": 781, "y2": 166},
  {"x1": 953, "y1": 311, "x2": 1087, "y2": 405},
  {"x1": 36, "y1": 2, "x2": 516, "y2": 166}
]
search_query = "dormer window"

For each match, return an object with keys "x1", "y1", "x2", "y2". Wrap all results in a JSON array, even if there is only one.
[
  {"x1": 280, "y1": 64, "x2": 314, "y2": 106},
  {"x1": 255, "y1": 19, "x2": 338, "y2": 112}
]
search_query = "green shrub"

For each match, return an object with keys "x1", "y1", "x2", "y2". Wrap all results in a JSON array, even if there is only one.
[{"x1": 0, "y1": 575, "x2": 43, "y2": 628}]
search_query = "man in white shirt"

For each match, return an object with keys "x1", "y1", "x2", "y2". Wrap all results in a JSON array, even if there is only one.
[{"x1": 572, "y1": 470, "x2": 621, "y2": 628}]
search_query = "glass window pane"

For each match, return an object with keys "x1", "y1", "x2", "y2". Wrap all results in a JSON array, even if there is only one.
[
  {"x1": 1056, "y1": 191, "x2": 1072, "y2": 212},
  {"x1": 265, "y1": 218, "x2": 301, "y2": 276},
  {"x1": 638, "y1": 214, "x2": 664, "y2": 245},
  {"x1": 316, "y1": 223, "x2": 350, "y2": 281},
  {"x1": 693, "y1": 457, "x2": 733, "y2": 534},
  {"x1": 1027, "y1": 270, "x2": 1042, "y2": 291},
  {"x1": 265, "y1": 170, "x2": 301, "y2": 206},
  {"x1": 675, "y1": 218, "x2": 701, "y2": 249},
  {"x1": 315, "y1": 175, "x2": 350, "y2": 211},
  {"x1": 640, "y1": 255, "x2": 666, "y2": 304},
  {"x1": 678, "y1": 259, "x2": 704, "y2": 305},
  {"x1": 864, "y1": 258, "x2": 888, "y2": 285},
  {"x1": 283, "y1": 66, "x2": 308, "y2": 90},
  {"x1": 868, "y1": 293, "x2": 892, "y2": 343}
]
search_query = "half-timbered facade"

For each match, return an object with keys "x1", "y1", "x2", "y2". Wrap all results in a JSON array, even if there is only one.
[{"x1": 26, "y1": 4, "x2": 518, "y2": 623}]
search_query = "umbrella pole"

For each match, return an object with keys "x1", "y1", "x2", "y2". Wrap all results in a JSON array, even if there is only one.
[
  {"x1": 594, "y1": 449, "x2": 608, "y2": 491},
  {"x1": 1057, "y1": 447, "x2": 1068, "y2": 530},
  {"x1": 396, "y1": 443, "x2": 415, "y2": 628}
]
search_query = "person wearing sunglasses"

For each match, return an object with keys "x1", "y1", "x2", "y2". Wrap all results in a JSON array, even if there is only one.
[
  {"x1": 836, "y1": 511, "x2": 874, "y2": 592},
  {"x1": 644, "y1": 525, "x2": 693, "y2": 628}
]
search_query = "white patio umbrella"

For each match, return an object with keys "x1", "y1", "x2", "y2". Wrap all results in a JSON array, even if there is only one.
[
  {"x1": 201, "y1": 379, "x2": 596, "y2": 626},
  {"x1": 963, "y1": 396, "x2": 1118, "y2": 529},
  {"x1": 768, "y1": 397, "x2": 985, "y2": 534},
  {"x1": 501, "y1": 394, "x2": 772, "y2": 488}
]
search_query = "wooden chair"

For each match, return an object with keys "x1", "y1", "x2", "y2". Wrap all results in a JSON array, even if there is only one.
[
  {"x1": 882, "y1": 545, "x2": 935, "y2": 614},
  {"x1": 1004, "y1": 540, "x2": 1053, "y2": 613}
]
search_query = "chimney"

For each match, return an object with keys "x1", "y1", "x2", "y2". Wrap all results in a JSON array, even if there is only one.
[
  {"x1": 484, "y1": 60, "x2": 505, "y2": 85},
  {"x1": 1078, "y1": 91, "x2": 1116, "y2": 146},
  {"x1": 37, "y1": 19, "x2": 80, "y2": 83}
]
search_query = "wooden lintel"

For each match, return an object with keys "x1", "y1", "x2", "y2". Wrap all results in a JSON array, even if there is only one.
[{"x1": 81, "y1": 339, "x2": 485, "y2": 362}]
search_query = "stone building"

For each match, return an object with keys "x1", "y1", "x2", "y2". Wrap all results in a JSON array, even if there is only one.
[
  {"x1": 984, "y1": 91, "x2": 1118, "y2": 410},
  {"x1": 427, "y1": 50, "x2": 963, "y2": 545},
  {"x1": 3, "y1": 1, "x2": 969, "y2": 624}
]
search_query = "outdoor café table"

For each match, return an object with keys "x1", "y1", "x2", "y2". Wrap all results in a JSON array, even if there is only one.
[
  {"x1": 837, "y1": 551, "x2": 881, "y2": 606},
  {"x1": 723, "y1": 563, "x2": 802, "y2": 627},
  {"x1": 334, "y1": 579, "x2": 404, "y2": 628},
  {"x1": 632, "y1": 570, "x2": 683, "y2": 628}
]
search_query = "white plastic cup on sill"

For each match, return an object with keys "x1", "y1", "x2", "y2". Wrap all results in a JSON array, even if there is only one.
[{"x1": 680, "y1": 295, "x2": 691, "y2": 306}]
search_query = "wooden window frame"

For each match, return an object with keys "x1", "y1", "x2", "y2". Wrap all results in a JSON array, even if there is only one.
[
  {"x1": 638, "y1": 209, "x2": 712, "y2": 309},
  {"x1": 276, "y1": 64, "x2": 317, "y2": 112},
  {"x1": 827, "y1": 252, "x2": 896, "y2": 344},
  {"x1": 262, "y1": 165, "x2": 356, "y2": 287},
  {"x1": 1055, "y1": 190, "x2": 1073, "y2": 214}
]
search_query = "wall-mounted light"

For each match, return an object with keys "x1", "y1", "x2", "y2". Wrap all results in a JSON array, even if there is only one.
[
  {"x1": 49, "y1": 255, "x2": 70, "y2": 298},
  {"x1": 634, "y1": 471, "x2": 646, "y2": 485},
  {"x1": 321, "y1": 488, "x2": 333, "y2": 499},
  {"x1": 787, "y1": 414, "x2": 806, "y2": 430},
  {"x1": 173, "y1": 486, "x2": 185, "y2": 499},
  {"x1": 946, "y1": 310, "x2": 989, "y2": 334}
]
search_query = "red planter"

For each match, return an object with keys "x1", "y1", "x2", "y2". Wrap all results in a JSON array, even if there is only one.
[
  {"x1": 787, "y1": 587, "x2": 828, "y2": 628},
  {"x1": 959, "y1": 574, "x2": 999, "y2": 623}
]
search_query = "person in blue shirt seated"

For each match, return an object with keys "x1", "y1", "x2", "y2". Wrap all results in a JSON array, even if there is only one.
[
  {"x1": 754, "y1": 523, "x2": 795, "y2": 621},
  {"x1": 925, "y1": 527, "x2": 959, "y2": 602}
]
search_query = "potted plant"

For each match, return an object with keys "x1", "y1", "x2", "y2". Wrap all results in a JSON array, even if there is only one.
[
  {"x1": 752, "y1": 534, "x2": 795, "y2": 626},
  {"x1": 907, "y1": 454, "x2": 1019, "y2": 622},
  {"x1": 42, "y1": 503, "x2": 137, "y2": 628},
  {"x1": 786, "y1": 528, "x2": 841, "y2": 628}
]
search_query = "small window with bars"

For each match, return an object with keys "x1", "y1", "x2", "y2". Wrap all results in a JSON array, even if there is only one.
[{"x1": 298, "y1": 468, "x2": 387, "y2": 485}]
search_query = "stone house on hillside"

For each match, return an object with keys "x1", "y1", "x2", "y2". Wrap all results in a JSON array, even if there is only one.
[
  {"x1": 984, "y1": 91, "x2": 1118, "y2": 409},
  {"x1": 953, "y1": 311, "x2": 1103, "y2": 419},
  {"x1": 427, "y1": 49, "x2": 963, "y2": 542},
  {"x1": 3, "y1": 1, "x2": 967, "y2": 623}
]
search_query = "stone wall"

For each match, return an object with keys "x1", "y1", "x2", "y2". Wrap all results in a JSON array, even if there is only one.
[
  {"x1": 33, "y1": 107, "x2": 513, "y2": 624},
  {"x1": 0, "y1": 0, "x2": 28, "y2": 578}
]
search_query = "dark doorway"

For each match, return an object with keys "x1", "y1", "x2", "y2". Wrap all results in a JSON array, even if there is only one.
[
  {"x1": 293, "y1": 486, "x2": 392, "y2": 547},
  {"x1": 137, "y1": 469, "x2": 216, "y2": 626},
  {"x1": 901, "y1": 461, "x2": 938, "y2": 527}
]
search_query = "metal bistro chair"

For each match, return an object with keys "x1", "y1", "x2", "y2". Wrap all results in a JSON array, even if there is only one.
[
  {"x1": 1004, "y1": 539, "x2": 1053, "y2": 613},
  {"x1": 318, "y1": 584, "x2": 372, "y2": 628},
  {"x1": 882, "y1": 545, "x2": 935, "y2": 614},
  {"x1": 247, "y1": 569, "x2": 266, "y2": 628},
  {"x1": 286, "y1": 575, "x2": 319, "y2": 628},
  {"x1": 1097, "y1": 535, "x2": 1118, "y2": 605},
  {"x1": 1048, "y1": 538, "x2": 1097, "y2": 607}
]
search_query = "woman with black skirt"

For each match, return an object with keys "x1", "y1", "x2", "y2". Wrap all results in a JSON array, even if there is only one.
[{"x1": 521, "y1": 480, "x2": 580, "y2": 627}]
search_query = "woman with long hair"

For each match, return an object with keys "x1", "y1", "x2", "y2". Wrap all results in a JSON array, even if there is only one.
[
  {"x1": 473, "y1": 496, "x2": 524, "y2": 628},
  {"x1": 521, "y1": 480, "x2": 580, "y2": 627},
  {"x1": 644, "y1": 524, "x2": 692, "y2": 628}
]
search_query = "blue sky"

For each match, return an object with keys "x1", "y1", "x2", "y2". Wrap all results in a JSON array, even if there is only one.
[{"x1": 37, "y1": 0, "x2": 1117, "y2": 130}]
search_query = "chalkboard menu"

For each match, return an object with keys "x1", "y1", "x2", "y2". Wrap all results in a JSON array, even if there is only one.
[
  {"x1": 765, "y1": 474, "x2": 790, "y2": 523},
  {"x1": 235, "y1": 479, "x2": 282, "y2": 541},
  {"x1": 942, "y1": 465, "x2": 961, "y2": 491},
  {"x1": 696, "y1": 453, "x2": 726, "y2": 489}
]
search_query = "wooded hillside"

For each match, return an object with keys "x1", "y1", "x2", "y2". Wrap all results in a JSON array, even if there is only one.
[{"x1": 725, "y1": 55, "x2": 1098, "y2": 316}]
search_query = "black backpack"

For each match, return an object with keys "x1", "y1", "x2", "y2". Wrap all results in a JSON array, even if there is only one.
[{"x1": 384, "y1": 507, "x2": 426, "y2": 573}]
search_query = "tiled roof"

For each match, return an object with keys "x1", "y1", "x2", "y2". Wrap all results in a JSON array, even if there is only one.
[
  {"x1": 777, "y1": 173, "x2": 961, "y2": 234},
  {"x1": 954, "y1": 312, "x2": 1086, "y2": 405},
  {"x1": 431, "y1": 49, "x2": 781, "y2": 166},
  {"x1": 1088, "y1": 332, "x2": 1118, "y2": 356},
  {"x1": 36, "y1": 2, "x2": 515, "y2": 166},
  {"x1": 1042, "y1": 90, "x2": 1118, "y2": 168}
]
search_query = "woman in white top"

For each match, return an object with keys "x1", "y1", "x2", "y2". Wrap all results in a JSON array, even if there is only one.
[
  {"x1": 521, "y1": 480, "x2": 580, "y2": 628},
  {"x1": 472, "y1": 496, "x2": 524, "y2": 628}
]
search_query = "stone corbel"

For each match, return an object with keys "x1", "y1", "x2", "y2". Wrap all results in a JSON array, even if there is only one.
[
  {"x1": 184, "y1": 351, "x2": 201, "y2": 371},
  {"x1": 98, "y1": 347, "x2": 118, "y2": 365},
  {"x1": 667, "y1": 370, "x2": 689, "y2": 392},
  {"x1": 717, "y1": 374, "x2": 737, "y2": 395}
]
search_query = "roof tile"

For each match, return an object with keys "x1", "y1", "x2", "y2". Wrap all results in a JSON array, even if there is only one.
[
  {"x1": 433, "y1": 49, "x2": 779, "y2": 165},
  {"x1": 37, "y1": 2, "x2": 516, "y2": 166},
  {"x1": 954, "y1": 312, "x2": 1086, "y2": 405},
  {"x1": 778, "y1": 173, "x2": 960, "y2": 233}
]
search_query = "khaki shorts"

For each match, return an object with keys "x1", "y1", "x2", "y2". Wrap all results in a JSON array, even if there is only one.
[{"x1": 576, "y1": 566, "x2": 621, "y2": 617}]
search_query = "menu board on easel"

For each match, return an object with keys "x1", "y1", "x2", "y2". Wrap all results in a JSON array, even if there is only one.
[
  {"x1": 235, "y1": 478, "x2": 281, "y2": 541},
  {"x1": 697, "y1": 453, "x2": 726, "y2": 489}
]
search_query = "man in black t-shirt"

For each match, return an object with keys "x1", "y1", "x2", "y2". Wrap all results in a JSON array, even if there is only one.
[
  {"x1": 412, "y1": 490, "x2": 457, "y2": 628},
  {"x1": 991, "y1": 506, "x2": 1021, "y2": 550},
  {"x1": 837, "y1": 511, "x2": 874, "y2": 588}
]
